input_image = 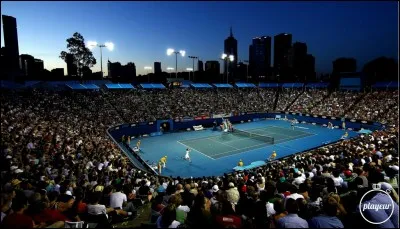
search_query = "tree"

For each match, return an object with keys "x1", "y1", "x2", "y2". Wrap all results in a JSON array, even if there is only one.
[
  {"x1": 60, "y1": 32, "x2": 96, "y2": 78},
  {"x1": 362, "y1": 57, "x2": 398, "y2": 84}
]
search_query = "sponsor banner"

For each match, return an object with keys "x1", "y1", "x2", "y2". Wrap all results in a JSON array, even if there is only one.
[
  {"x1": 361, "y1": 121, "x2": 367, "y2": 124},
  {"x1": 247, "y1": 112, "x2": 256, "y2": 114},
  {"x1": 202, "y1": 116, "x2": 210, "y2": 119},
  {"x1": 331, "y1": 117, "x2": 336, "y2": 120},
  {"x1": 148, "y1": 122, "x2": 154, "y2": 125},
  {"x1": 313, "y1": 115, "x2": 318, "y2": 118},
  {"x1": 350, "y1": 119, "x2": 356, "y2": 122},
  {"x1": 213, "y1": 113, "x2": 231, "y2": 118},
  {"x1": 139, "y1": 122, "x2": 147, "y2": 126},
  {"x1": 306, "y1": 114, "x2": 310, "y2": 117},
  {"x1": 322, "y1": 116, "x2": 327, "y2": 119},
  {"x1": 292, "y1": 112, "x2": 296, "y2": 115},
  {"x1": 131, "y1": 123, "x2": 137, "y2": 127},
  {"x1": 181, "y1": 116, "x2": 194, "y2": 122},
  {"x1": 194, "y1": 117, "x2": 202, "y2": 120},
  {"x1": 174, "y1": 119, "x2": 180, "y2": 122}
]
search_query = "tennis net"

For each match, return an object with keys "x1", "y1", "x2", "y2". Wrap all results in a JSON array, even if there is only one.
[{"x1": 232, "y1": 129, "x2": 274, "y2": 144}]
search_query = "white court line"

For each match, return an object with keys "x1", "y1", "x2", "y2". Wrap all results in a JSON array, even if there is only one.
[
  {"x1": 180, "y1": 134, "x2": 222, "y2": 143},
  {"x1": 268, "y1": 125, "x2": 312, "y2": 135},
  {"x1": 177, "y1": 141, "x2": 216, "y2": 160},
  {"x1": 214, "y1": 132, "x2": 317, "y2": 159},
  {"x1": 208, "y1": 137, "x2": 240, "y2": 150}
]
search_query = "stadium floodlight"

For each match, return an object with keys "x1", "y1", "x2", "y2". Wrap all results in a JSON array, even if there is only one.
[
  {"x1": 104, "y1": 42, "x2": 114, "y2": 51},
  {"x1": 166, "y1": 48, "x2": 186, "y2": 78},
  {"x1": 86, "y1": 40, "x2": 114, "y2": 78},
  {"x1": 221, "y1": 53, "x2": 235, "y2": 83},
  {"x1": 186, "y1": 68, "x2": 193, "y2": 71},
  {"x1": 144, "y1": 66, "x2": 152, "y2": 70},
  {"x1": 167, "y1": 48, "x2": 175, "y2": 56}
]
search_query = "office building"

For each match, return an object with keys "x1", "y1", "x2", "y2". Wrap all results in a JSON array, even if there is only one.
[
  {"x1": 198, "y1": 60, "x2": 204, "y2": 72},
  {"x1": 249, "y1": 36, "x2": 271, "y2": 79},
  {"x1": 51, "y1": 68, "x2": 65, "y2": 78},
  {"x1": 305, "y1": 54, "x2": 316, "y2": 81},
  {"x1": 107, "y1": 60, "x2": 122, "y2": 78},
  {"x1": 2, "y1": 15, "x2": 20, "y2": 74},
  {"x1": 19, "y1": 54, "x2": 35, "y2": 77},
  {"x1": 333, "y1": 58, "x2": 357, "y2": 73},
  {"x1": 274, "y1": 33, "x2": 292, "y2": 74},
  {"x1": 224, "y1": 27, "x2": 238, "y2": 80},
  {"x1": 154, "y1": 62, "x2": 162, "y2": 74},
  {"x1": 205, "y1": 60, "x2": 220, "y2": 82},
  {"x1": 108, "y1": 60, "x2": 136, "y2": 79}
]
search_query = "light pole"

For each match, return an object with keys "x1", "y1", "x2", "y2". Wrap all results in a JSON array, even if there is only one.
[
  {"x1": 188, "y1": 56, "x2": 198, "y2": 81},
  {"x1": 221, "y1": 53, "x2": 234, "y2": 84},
  {"x1": 166, "y1": 67, "x2": 174, "y2": 78},
  {"x1": 167, "y1": 48, "x2": 185, "y2": 78},
  {"x1": 144, "y1": 66, "x2": 152, "y2": 82},
  {"x1": 87, "y1": 41, "x2": 114, "y2": 78},
  {"x1": 186, "y1": 68, "x2": 193, "y2": 81}
]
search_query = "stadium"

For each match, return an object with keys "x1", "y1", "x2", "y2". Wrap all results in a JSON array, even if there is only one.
[{"x1": 1, "y1": 1, "x2": 399, "y2": 229}]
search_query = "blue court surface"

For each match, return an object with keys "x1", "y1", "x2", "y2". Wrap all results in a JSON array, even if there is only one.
[{"x1": 128, "y1": 120, "x2": 359, "y2": 178}]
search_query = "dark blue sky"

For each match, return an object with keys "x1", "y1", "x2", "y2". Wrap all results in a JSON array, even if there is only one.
[{"x1": 1, "y1": 1, "x2": 398, "y2": 75}]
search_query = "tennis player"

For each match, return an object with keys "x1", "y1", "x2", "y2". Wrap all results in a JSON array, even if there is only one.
[
  {"x1": 184, "y1": 148, "x2": 191, "y2": 163},
  {"x1": 160, "y1": 156, "x2": 167, "y2": 168},
  {"x1": 238, "y1": 159, "x2": 244, "y2": 167},
  {"x1": 269, "y1": 151, "x2": 277, "y2": 161},
  {"x1": 341, "y1": 131, "x2": 349, "y2": 139},
  {"x1": 158, "y1": 161, "x2": 162, "y2": 174},
  {"x1": 291, "y1": 120, "x2": 295, "y2": 130}
]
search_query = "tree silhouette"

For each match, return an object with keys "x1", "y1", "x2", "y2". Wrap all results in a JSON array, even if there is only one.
[
  {"x1": 362, "y1": 57, "x2": 398, "y2": 83},
  {"x1": 60, "y1": 32, "x2": 96, "y2": 77}
]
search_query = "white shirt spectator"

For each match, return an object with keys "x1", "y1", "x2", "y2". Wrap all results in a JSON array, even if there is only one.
[
  {"x1": 98, "y1": 163, "x2": 104, "y2": 171},
  {"x1": 110, "y1": 191, "x2": 127, "y2": 209},
  {"x1": 86, "y1": 161, "x2": 94, "y2": 170},
  {"x1": 87, "y1": 204, "x2": 107, "y2": 215},
  {"x1": 332, "y1": 176, "x2": 344, "y2": 187}
]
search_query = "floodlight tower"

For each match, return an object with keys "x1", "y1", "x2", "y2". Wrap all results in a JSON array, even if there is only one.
[
  {"x1": 87, "y1": 41, "x2": 114, "y2": 78},
  {"x1": 167, "y1": 48, "x2": 185, "y2": 78},
  {"x1": 188, "y1": 56, "x2": 198, "y2": 81},
  {"x1": 221, "y1": 53, "x2": 235, "y2": 83}
]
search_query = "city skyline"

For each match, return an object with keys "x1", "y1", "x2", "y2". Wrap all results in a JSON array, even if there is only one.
[{"x1": 1, "y1": 1, "x2": 398, "y2": 76}]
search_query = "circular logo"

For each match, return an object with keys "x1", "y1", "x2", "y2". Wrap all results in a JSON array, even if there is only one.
[{"x1": 359, "y1": 186, "x2": 394, "y2": 225}]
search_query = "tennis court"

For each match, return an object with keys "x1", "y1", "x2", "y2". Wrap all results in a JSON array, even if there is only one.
[{"x1": 178, "y1": 126, "x2": 314, "y2": 159}]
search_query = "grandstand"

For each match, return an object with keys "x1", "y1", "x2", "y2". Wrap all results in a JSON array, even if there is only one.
[{"x1": 1, "y1": 80, "x2": 398, "y2": 228}]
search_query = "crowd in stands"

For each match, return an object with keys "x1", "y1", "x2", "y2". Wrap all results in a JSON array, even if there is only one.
[
  {"x1": 289, "y1": 89, "x2": 329, "y2": 114},
  {"x1": 275, "y1": 89, "x2": 303, "y2": 111},
  {"x1": 0, "y1": 87, "x2": 398, "y2": 228}
]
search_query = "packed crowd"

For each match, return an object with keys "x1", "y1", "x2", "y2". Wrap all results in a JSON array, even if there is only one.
[
  {"x1": 288, "y1": 89, "x2": 329, "y2": 114},
  {"x1": 0, "y1": 87, "x2": 398, "y2": 228},
  {"x1": 276, "y1": 89, "x2": 303, "y2": 111},
  {"x1": 347, "y1": 90, "x2": 399, "y2": 125},
  {"x1": 104, "y1": 88, "x2": 277, "y2": 123},
  {"x1": 309, "y1": 91, "x2": 365, "y2": 118}
]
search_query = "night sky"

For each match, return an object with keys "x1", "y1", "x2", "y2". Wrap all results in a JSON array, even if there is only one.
[{"x1": 1, "y1": 1, "x2": 398, "y2": 75}]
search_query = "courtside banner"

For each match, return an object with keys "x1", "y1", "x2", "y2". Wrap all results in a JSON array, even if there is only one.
[
  {"x1": 194, "y1": 117, "x2": 202, "y2": 120},
  {"x1": 181, "y1": 116, "x2": 194, "y2": 122},
  {"x1": 212, "y1": 113, "x2": 231, "y2": 118}
]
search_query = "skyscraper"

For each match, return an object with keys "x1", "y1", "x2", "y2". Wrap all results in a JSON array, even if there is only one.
[
  {"x1": 289, "y1": 42, "x2": 308, "y2": 81},
  {"x1": 224, "y1": 27, "x2": 238, "y2": 81},
  {"x1": 2, "y1": 15, "x2": 20, "y2": 75},
  {"x1": 19, "y1": 54, "x2": 35, "y2": 77},
  {"x1": 274, "y1": 33, "x2": 292, "y2": 77},
  {"x1": 205, "y1": 61, "x2": 220, "y2": 82},
  {"x1": 198, "y1": 60, "x2": 204, "y2": 72},
  {"x1": 249, "y1": 36, "x2": 271, "y2": 80},
  {"x1": 154, "y1": 62, "x2": 162, "y2": 74}
]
